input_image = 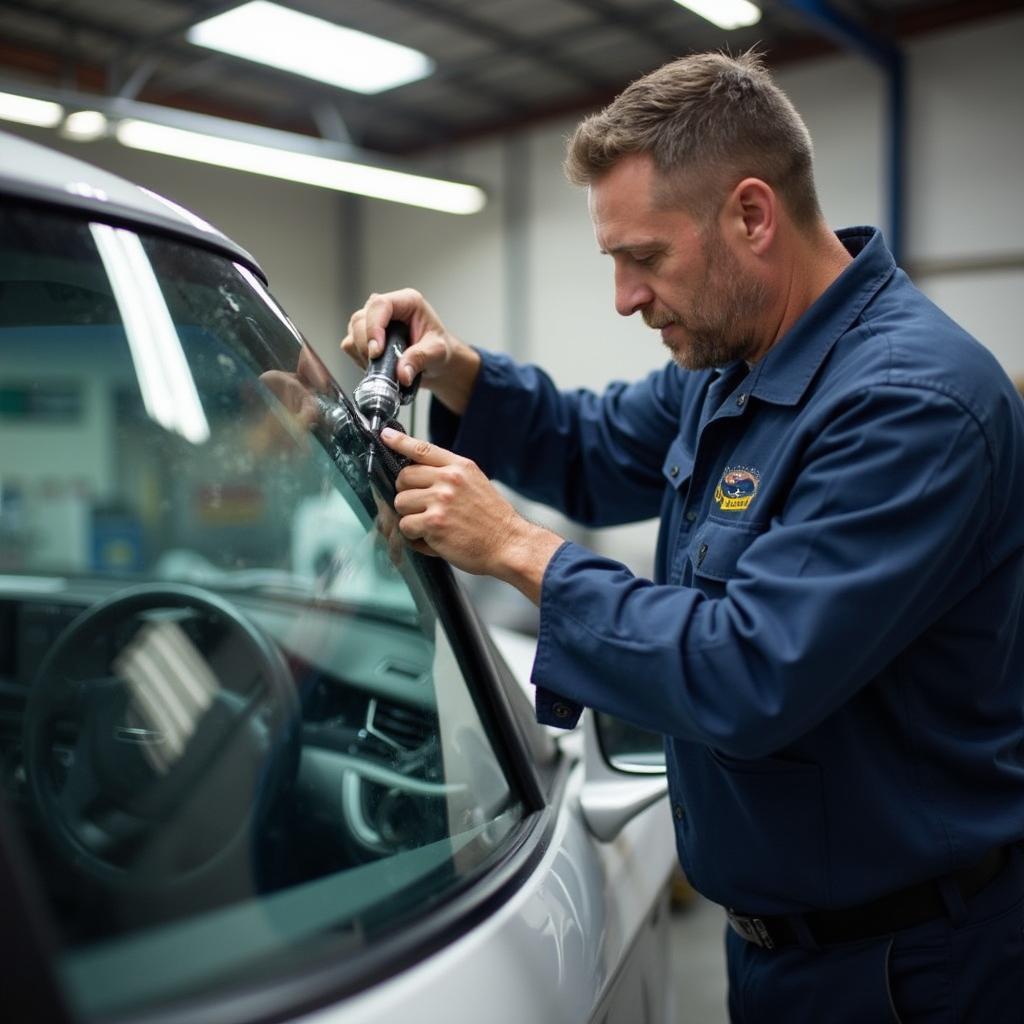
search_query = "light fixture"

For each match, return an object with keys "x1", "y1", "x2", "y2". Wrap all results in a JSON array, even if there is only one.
[
  {"x1": 673, "y1": 0, "x2": 761, "y2": 30},
  {"x1": 61, "y1": 109, "x2": 109, "y2": 141},
  {"x1": 187, "y1": 0, "x2": 434, "y2": 94},
  {"x1": 0, "y1": 89, "x2": 64, "y2": 128},
  {"x1": 90, "y1": 223, "x2": 211, "y2": 445},
  {"x1": 116, "y1": 119, "x2": 486, "y2": 215}
]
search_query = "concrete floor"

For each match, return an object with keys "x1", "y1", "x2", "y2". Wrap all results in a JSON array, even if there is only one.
[{"x1": 669, "y1": 894, "x2": 730, "y2": 1023}]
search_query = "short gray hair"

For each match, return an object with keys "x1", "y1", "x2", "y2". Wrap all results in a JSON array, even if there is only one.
[{"x1": 565, "y1": 50, "x2": 821, "y2": 226}]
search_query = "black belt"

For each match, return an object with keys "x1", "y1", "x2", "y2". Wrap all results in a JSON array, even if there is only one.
[{"x1": 727, "y1": 846, "x2": 1010, "y2": 950}]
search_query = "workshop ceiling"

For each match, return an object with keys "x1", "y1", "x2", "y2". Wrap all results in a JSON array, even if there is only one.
[{"x1": 0, "y1": 0, "x2": 1017, "y2": 155}]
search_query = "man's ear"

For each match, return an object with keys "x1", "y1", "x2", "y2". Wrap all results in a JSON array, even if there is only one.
[{"x1": 723, "y1": 177, "x2": 776, "y2": 256}]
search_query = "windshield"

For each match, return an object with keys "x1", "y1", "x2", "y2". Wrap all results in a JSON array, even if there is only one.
[
  {"x1": 0, "y1": 206, "x2": 408, "y2": 614},
  {"x1": 0, "y1": 204, "x2": 522, "y2": 1018}
]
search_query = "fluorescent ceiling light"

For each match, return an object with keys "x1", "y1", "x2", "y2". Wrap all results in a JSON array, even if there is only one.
[
  {"x1": 116, "y1": 119, "x2": 486, "y2": 215},
  {"x1": 187, "y1": 1, "x2": 433, "y2": 94},
  {"x1": 90, "y1": 223, "x2": 211, "y2": 445},
  {"x1": 62, "y1": 109, "x2": 108, "y2": 141},
  {"x1": 673, "y1": 0, "x2": 761, "y2": 30},
  {"x1": 0, "y1": 90, "x2": 64, "y2": 128}
]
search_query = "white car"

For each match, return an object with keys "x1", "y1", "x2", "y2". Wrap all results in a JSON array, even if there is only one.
[{"x1": 0, "y1": 129, "x2": 676, "y2": 1024}]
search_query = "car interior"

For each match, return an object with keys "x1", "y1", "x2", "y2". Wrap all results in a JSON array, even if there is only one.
[{"x1": 0, "y1": 204, "x2": 526, "y2": 1018}]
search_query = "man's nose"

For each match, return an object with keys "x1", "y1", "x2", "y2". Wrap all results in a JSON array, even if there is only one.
[{"x1": 614, "y1": 267, "x2": 654, "y2": 318}]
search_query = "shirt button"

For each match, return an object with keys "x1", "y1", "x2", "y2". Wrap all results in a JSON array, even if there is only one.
[
  {"x1": 673, "y1": 804, "x2": 685, "y2": 821},
  {"x1": 736, "y1": 393, "x2": 747, "y2": 408},
  {"x1": 552, "y1": 701, "x2": 572, "y2": 719},
  {"x1": 685, "y1": 510, "x2": 697, "y2": 523},
  {"x1": 669, "y1": 465, "x2": 680, "y2": 478}
]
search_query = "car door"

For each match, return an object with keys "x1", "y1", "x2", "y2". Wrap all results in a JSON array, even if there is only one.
[{"x1": 0, "y1": 193, "x2": 674, "y2": 1024}]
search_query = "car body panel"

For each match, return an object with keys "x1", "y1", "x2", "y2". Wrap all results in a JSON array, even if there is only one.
[
  {"x1": 0, "y1": 130, "x2": 263, "y2": 277},
  {"x1": 298, "y1": 762, "x2": 675, "y2": 1024}
]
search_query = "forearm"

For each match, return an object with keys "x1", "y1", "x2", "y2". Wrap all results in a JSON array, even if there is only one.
[
  {"x1": 492, "y1": 521, "x2": 566, "y2": 605},
  {"x1": 427, "y1": 342, "x2": 482, "y2": 417}
]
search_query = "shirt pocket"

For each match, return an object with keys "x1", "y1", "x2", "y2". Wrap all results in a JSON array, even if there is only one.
[
  {"x1": 689, "y1": 517, "x2": 765, "y2": 583},
  {"x1": 699, "y1": 748, "x2": 831, "y2": 911}
]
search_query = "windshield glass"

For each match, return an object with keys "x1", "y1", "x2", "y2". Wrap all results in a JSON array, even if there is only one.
[
  {"x1": 0, "y1": 205, "x2": 522, "y2": 1018},
  {"x1": 0, "y1": 206, "x2": 406, "y2": 614}
]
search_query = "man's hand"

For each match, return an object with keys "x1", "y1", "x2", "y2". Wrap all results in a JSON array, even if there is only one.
[
  {"x1": 253, "y1": 346, "x2": 338, "y2": 453},
  {"x1": 381, "y1": 427, "x2": 563, "y2": 605},
  {"x1": 373, "y1": 493, "x2": 414, "y2": 568},
  {"x1": 340, "y1": 288, "x2": 481, "y2": 415}
]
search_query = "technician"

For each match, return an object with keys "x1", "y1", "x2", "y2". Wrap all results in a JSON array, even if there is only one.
[{"x1": 342, "y1": 51, "x2": 1024, "y2": 1021}]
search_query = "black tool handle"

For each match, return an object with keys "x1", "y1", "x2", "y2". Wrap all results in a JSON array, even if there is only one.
[{"x1": 368, "y1": 320, "x2": 410, "y2": 383}]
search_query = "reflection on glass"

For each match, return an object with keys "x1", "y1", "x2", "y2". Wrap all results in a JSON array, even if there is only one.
[
  {"x1": 0, "y1": 206, "x2": 523, "y2": 1018},
  {"x1": 90, "y1": 223, "x2": 209, "y2": 445},
  {"x1": 114, "y1": 619, "x2": 219, "y2": 774}
]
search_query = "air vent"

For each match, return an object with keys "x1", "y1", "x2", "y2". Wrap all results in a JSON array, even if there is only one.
[{"x1": 367, "y1": 698, "x2": 435, "y2": 751}]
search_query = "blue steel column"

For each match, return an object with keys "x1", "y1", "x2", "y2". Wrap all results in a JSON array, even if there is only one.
[
  {"x1": 775, "y1": 0, "x2": 906, "y2": 263},
  {"x1": 886, "y1": 51, "x2": 906, "y2": 263}
]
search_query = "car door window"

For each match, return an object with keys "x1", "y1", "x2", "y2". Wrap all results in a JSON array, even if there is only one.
[{"x1": 0, "y1": 206, "x2": 524, "y2": 1018}]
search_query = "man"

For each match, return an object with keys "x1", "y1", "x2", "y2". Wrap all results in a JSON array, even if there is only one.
[{"x1": 342, "y1": 51, "x2": 1024, "y2": 1022}]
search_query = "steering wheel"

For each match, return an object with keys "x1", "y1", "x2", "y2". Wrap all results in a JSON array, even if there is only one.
[{"x1": 22, "y1": 584, "x2": 300, "y2": 890}]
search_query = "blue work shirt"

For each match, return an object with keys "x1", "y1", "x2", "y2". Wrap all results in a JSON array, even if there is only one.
[{"x1": 431, "y1": 227, "x2": 1024, "y2": 915}]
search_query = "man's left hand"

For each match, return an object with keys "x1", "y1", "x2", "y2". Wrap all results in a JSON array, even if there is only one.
[{"x1": 380, "y1": 427, "x2": 564, "y2": 604}]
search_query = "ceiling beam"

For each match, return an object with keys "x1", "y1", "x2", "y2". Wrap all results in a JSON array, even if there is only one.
[
  {"x1": 368, "y1": 0, "x2": 615, "y2": 92},
  {"x1": 559, "y1": 0, "x2": 692, "y2": 58},
  {"x1": 0, "y1": 0, "x2": 544, "y2": 144},
  {"x1": 114, "y1": 0, "x2": 628, "y2": 110},
  {"x1": 0, "y1": 6, "x2": 461, "y2": 145}
]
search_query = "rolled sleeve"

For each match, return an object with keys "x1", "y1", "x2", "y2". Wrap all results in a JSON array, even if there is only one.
[{"x1": 532, "y1": 540, "x2": 584, "y2": 729}]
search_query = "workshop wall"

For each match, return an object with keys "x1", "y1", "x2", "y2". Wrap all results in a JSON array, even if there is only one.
[
  {"x1": 361, "y1": 10, "x2": 1024, "y2": 384},
  {"x1": 407, "y1": 13, "x2": 1024, "y2": 621},
  {"x1": 359, "y1": 9, "x2": 1024, "y2": 576},
  {"x1": 906, "y1": 16, "x2": 1024, "y2": 375}
]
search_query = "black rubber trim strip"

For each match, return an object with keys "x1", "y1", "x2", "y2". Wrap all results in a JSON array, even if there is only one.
[
  {"x1": 437, "y1": 568, "x2": 547, "y2": 812},
  {"x1": 109, "y1": 756, "x2": 572, "y2": 1024},
  {"x1": 353, "y1": 402, "x2": 547, "y2": 815},
  {"x1": 0, "y1": 185, "x2": 266, "y2": 282},
  {"x1": 0, "y1": 787, "x2": 75, "y2": 1023}
]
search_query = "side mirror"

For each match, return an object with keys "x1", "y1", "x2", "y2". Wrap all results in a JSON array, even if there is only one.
[
  {"x1": 579, "y1": 711, "x2": 667, "y2": 842},
  {"x1": 593, "y1": 712, "x2": 666, "y2": 773}
]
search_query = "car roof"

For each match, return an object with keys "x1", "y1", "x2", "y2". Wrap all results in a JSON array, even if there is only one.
[{"x1": 0, "y1": 129, "x2": 265, "y2": 281}]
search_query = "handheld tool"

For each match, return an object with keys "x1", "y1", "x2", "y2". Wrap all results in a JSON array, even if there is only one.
[{"x1": 353, "y1": 320, "x2": 419, "y2": 475}]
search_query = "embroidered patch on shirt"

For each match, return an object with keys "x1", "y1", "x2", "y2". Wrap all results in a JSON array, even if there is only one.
[{"x1": 714, "y1": 466, "x2": 760, "y2": 511}]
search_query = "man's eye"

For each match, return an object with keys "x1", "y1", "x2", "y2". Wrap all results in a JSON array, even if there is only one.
[{"x1": 633, "y1": 253, "x2": 655, "y2": 266}]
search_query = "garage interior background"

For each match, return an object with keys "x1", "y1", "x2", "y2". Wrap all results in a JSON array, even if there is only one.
[{"x1": 1, "y1": 0, "x2": 1022, "y2": 593}]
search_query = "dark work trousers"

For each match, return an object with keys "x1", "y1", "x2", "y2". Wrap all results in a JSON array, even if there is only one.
[{"x1": 725, "y1": 846, "x2": 1024, "y2": 1022}]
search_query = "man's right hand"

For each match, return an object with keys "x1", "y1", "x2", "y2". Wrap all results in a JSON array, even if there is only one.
[{"x1": 341, "y1": 288, "x2": 481, "y2": 416}]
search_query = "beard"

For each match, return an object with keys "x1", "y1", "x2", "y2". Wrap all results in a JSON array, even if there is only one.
[{"x1": 643, "y1": 231, "x2": 769, "y2": 371}]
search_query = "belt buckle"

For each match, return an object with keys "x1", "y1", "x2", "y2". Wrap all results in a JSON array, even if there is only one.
[{"x1": 727, "y1": 909, "x2": 776, "y2": 950}]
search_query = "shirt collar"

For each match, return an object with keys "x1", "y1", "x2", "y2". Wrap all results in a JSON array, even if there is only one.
[{"x1": 743, "y1": 226, "x2": 896, "y2": 406}]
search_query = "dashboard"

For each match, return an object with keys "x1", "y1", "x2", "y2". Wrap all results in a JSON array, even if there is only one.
[{"x1": 0, "y1": 577, "x2": 456, "y2": 942}]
